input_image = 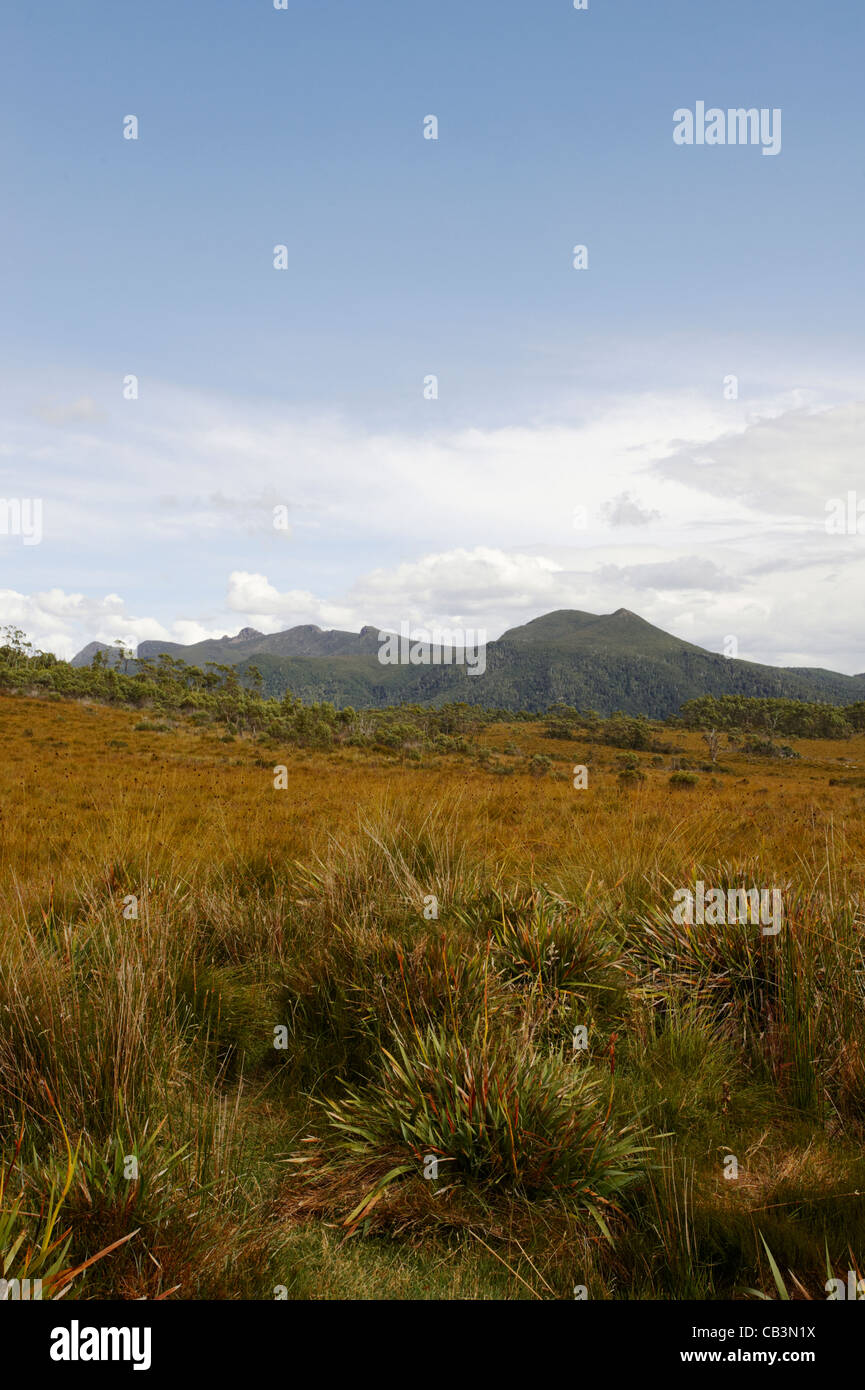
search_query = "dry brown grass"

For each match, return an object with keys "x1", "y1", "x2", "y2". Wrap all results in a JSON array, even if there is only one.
[{"x1": 0, "y1": 692, "x2": 863, "y2": 1299}]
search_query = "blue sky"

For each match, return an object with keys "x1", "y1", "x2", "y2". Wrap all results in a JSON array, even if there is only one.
[{"x1": 1, "y1": 0, "x2": 864, "y2": 668}]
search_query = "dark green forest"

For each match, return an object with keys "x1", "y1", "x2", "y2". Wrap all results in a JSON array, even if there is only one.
[{"x1": 4, "y1": 626, "x2": 864, "y2": 751}]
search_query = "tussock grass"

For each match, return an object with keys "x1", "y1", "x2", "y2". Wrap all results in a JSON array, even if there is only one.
[
  {"x1": 0, "y1": 692, "x2": 863, "y2": 1298},
  {"x1": 316, "y1": 1020, "x2": 646, "y2": 1232}
]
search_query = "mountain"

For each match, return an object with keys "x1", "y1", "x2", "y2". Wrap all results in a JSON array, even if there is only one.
[
  {"x1": 135, "y1": 624, "x2": 383, "y2": 666},
  {"x1": 70, "y1": 609, "x2": 865, "y2": 717},
  {"x1": 69, "y1": 641, "x2": 125, "y2": 669}
]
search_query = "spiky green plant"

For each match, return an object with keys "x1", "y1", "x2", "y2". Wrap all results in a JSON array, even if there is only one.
[
  {"x1": 320, "y1": 1021, "x2": 647, "y2": 1233},
  {"x1": 0, "y1": 1100, "x2": 136, "y2": 1300},
  {"x1": 463, "y1": 888, "x2": 618, "y2": 997}
]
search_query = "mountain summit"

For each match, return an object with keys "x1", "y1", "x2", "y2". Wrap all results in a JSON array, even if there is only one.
[{"x1": 69, "y1": 609, "x2": 865, "y2": 717}]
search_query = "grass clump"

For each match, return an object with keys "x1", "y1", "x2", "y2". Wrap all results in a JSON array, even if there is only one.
[{"x1": 318, "y1": 1021, "x2": 646, "y2": 1230}]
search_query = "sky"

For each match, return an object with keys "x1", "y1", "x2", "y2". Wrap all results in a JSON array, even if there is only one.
[{"x1": 1, "y1": 0, "x2": 863, "y2": 671}]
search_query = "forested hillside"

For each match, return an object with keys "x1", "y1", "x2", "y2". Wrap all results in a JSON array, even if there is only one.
[{"x1": 69, "y1": 607, "x2": 865, "y2": 717}]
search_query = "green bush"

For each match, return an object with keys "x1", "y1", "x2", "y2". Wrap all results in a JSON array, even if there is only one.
[{"x1": 322, "y1": 1022, "x2": 646, "y2": 1212}]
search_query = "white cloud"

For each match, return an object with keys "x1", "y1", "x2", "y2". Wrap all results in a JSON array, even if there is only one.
[
  {"x1": 0, "y1": 588, "x2": 229, "y2": 661},
  {"x1": 226, "y1": 572, "x2": 355, "y2": 629},
  {"x1": 600, "y1": 491, "x2": 661, "y2": 527},
  {"x1": 0, "y1": 374, "x2": 862, "y2": 673},
  {"x1": 655, "y1": 402, "x2": 865, "y2": 519}
]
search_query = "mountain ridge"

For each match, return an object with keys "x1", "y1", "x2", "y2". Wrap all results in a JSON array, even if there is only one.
[{"x1": 69, "y1": 609, "x2": 865, "y2": 718}]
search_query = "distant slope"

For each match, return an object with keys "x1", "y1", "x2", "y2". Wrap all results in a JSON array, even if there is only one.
[
  {"x1": 70, "y1": 641, "x2": 124, "y2": 669},
  {"x1": 135, "y1": 624, "x2": 383, "y2": 666},
  {"x1": 70, "y1": 609, "x2": 865, "y2": 717}
]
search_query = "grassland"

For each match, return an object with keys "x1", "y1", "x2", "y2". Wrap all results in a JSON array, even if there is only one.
[{"x1": 1, "y1": 690, "x2": 864, "y2": 1300}]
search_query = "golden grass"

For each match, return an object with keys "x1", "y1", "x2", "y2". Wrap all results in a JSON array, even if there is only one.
[{"x1": 0, "y1": 692, "x2": 863, "y2": 1300}]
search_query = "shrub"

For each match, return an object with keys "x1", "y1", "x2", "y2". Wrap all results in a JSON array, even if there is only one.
[
  {"x1": 321, "y1": 1022, "x2": 646, "y2": 1215},
  {"x1": 486, "y1": 889, "x2": 617, "y2": 997}
]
